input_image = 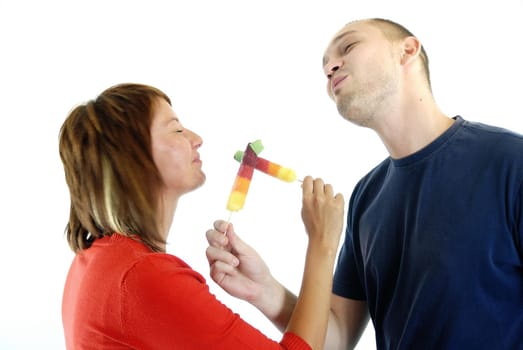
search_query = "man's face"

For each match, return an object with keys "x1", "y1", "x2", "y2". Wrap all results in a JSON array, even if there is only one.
[{"x1": 322, "y1": 20, "x2": 400, "y2": 127}]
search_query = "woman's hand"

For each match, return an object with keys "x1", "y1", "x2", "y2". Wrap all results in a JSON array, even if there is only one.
[{"x1": 300, "y1": 176, "x2": 345, "y2": 254}]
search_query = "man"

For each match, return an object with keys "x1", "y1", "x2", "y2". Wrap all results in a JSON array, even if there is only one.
[{"x1": 206, "y1": 18, "x2": 523, "y2": 349}]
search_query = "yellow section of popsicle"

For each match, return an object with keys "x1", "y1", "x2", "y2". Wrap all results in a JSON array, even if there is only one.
[
  {"x1": 275, "y1": 167, "x2": 297, "y2": 182},
  {"x1": 227, "y1": 191, "x2": 247, "y2": 212}
]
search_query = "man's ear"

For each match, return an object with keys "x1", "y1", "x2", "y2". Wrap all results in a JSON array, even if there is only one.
[{"x1": 400, "y1": 36, "x2": 421, "y2": 66}]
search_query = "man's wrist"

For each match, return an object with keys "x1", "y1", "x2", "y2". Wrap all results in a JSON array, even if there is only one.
[{"x1": 252, "y1": 278, "x2": 296, "y2": 332}]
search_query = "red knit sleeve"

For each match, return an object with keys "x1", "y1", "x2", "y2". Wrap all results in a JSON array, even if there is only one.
[
  {"x1": 119, "y1": 255, "x2": 312, "y2": 350},
  {"x1": 281, "y1": 332, "x2": 312, "y2": 349}
]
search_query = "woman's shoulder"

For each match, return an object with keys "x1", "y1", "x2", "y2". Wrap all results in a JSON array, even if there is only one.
[{"x1": 122, "y1": 247, "x2": 206, "y2": 287}]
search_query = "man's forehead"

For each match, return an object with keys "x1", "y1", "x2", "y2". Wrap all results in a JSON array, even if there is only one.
[
  {"x1": 330, "y1": 20, "x2": 372, "y2": 42},
  {"x1": 322, "y1": 20, "x2": 375, "y2": 66}
]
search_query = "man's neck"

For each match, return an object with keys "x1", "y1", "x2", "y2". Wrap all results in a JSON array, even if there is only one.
[{"x1": 373, "y1": 96, "x2": 453, "y2": 159}]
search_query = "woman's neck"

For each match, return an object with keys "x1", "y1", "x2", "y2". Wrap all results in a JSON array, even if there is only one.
[{"x1": 157, "y1": 192, "x2": 179, "y2": 244}]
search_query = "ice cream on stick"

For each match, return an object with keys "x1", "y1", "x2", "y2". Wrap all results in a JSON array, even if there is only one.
[
  {"x1": 233, "y1": 151, "x2": 297, "y2": 183},
  {"x1": 226, "y1": 140, "x2": 264, "y2": 212}
]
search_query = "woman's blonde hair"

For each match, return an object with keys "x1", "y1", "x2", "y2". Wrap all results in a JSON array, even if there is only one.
[{"x1": 59, "y1": 83, "x2": 170, "y2": 253}]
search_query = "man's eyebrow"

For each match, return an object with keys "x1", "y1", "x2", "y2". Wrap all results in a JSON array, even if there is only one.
[
  {"x1": 332, "y1": 29, "x2": 358, "y2": 45},
  {"x1": 322, "y1": 30, "x2": 358, "y2": 67}
]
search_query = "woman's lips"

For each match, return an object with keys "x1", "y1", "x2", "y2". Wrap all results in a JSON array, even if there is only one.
[{"x1": 193, "y1": 154, "x2": 202, "y2": 165}]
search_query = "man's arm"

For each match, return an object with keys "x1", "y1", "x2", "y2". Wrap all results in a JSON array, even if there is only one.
[
  {"x1": 327, "y1": 294, "x2": 370, "y2": 349},
  {"x1": 254, "y1": 284, "x2": 370, "y2": 349},
  {"x1": 205, "y1": 224, "x2": 370, "y2": 349}
]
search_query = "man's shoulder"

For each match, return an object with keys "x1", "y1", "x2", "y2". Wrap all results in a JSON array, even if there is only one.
[
  {"x1": 460, "y1": 118, "x2": 523, "y2": 161},
  {"x1": 461, "y1": 117, "x2": 523, "y2": 143}
]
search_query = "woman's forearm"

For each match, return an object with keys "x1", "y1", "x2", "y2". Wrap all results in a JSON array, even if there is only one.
[{"x1": 285, "y1": 242, "x2": 338, "y2": 349}]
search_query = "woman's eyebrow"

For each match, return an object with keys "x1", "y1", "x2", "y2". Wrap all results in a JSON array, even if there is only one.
[{"x1": 166, "y1": 117, "x2": 180, "y2": 126}]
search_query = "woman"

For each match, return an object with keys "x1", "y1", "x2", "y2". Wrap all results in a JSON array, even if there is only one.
[{"x1": 59, "y1": 83, "x2": 344, "y2": 349}]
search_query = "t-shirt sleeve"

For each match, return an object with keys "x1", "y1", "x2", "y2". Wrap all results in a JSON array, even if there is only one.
[
  {"x1": 332, "y1": 229, "x2": 366, "y2": 300},
  {"x1": 332, "y1": 189, "x2": 367, "y2": 300},
  {"x1": 516, "y1": 179, "x2": 523, "y2": 258},
  {"x1": 120, "y1": 255, "x2": 311, "y2": 350}
]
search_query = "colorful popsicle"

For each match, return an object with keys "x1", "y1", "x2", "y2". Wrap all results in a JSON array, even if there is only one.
[
  {"x1": 234, "y1": 151, "x2": 297, "y2": 182},
  {"x1": 226, "y1": 140, "x2": 264, "y2": 212}
]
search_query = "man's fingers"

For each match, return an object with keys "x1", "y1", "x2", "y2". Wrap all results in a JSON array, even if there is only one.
[
  {"x1": 206, "y1": 228, "x2": 229, "y2": 248},
  {"x1": 206, "y1": 246, "x2": 239, "y2": 267},
  {"x1": 209, "y1": 260, "x2": 241, "y2": 285}
]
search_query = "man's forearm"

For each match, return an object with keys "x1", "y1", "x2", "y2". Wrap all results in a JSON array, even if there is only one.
[{"x1": 250, "y1": 278, "x2": 297, "y2": 332}]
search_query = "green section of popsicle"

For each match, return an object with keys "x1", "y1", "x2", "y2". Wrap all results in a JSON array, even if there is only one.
[{"x1": 249, "y1": 139, "x2": 264, "y2": 155}]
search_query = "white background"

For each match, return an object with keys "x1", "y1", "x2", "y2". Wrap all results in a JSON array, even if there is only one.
[{"x1": 1, "y1": 0, "x2": 522, "y2": 349}]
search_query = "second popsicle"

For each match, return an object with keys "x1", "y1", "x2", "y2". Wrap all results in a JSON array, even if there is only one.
[{"x1": 234, "y1": 151, "x2": 297, "y2": 183}]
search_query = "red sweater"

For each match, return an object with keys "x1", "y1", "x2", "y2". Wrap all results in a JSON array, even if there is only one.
[{"x1": 62, "y1": 234, "x2": 311, "y2": 349}]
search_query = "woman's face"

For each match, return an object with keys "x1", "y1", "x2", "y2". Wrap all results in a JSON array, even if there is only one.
[{"x1": 150, "y1": 98, "x2": 205, "y2": 197}]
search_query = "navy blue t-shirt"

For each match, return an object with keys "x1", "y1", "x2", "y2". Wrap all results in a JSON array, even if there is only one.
[{"x1": 333, "y1": 116, "x2": 523, "y2": 349}]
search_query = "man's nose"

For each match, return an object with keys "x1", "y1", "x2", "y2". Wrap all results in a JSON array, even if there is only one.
[{"x1": 325, "y1": 60, "x2": 342, "y2": 78}]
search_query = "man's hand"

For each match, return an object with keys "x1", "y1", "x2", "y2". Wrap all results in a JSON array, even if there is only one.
[{"x1": 205, "y1": 220, "x2": 273, "y2": 303}]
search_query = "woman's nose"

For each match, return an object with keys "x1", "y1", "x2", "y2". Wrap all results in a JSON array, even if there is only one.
[{"x1": 190, "y1": 130, "x2": 203, "y2": 148}]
